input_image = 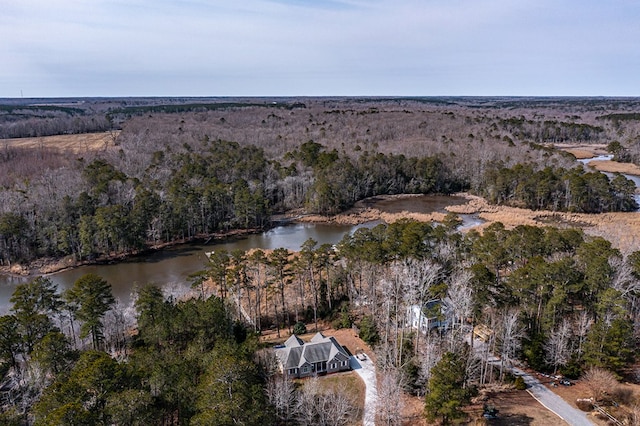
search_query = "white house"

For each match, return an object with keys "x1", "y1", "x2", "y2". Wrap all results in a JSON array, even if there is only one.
[{"x1": 407, "y1": 299, "x2": 449, "y2": 333}]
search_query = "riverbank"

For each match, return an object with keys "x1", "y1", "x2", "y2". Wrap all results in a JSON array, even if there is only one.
[
  {"x1": 302, "y1": 192, "x2": 640, "y2": 253},
  {"x1": 0, "y1": 227, "x2": 263, "y2": 278},
  {"x1": 555, "y1": 143, "x2": 640, "y2": 176},
  {"x1": 6, "y1": 189, "x2": 640, "y2": 279}
]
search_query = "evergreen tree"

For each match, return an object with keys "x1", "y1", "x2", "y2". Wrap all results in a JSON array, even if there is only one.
[
  {"x1": 65, "y1": 274, "x2": 115, "y2": 351},
  {"x1": 10, "y1": 277, "x2": 63, "y2": 354},
  {"x1": 424, "y1": 352, "x2": 472, "y2": 425}
]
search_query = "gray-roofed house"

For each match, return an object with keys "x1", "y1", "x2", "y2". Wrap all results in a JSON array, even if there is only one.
[{"x1": 275, "y1": 332, "x2": 351, "y2": 378}]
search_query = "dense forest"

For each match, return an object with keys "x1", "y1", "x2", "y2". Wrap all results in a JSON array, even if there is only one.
[
  {"x1": 1, "y1": 97, "x2": 640, "y2": 267},
  {"x1": 2, "y1": 219, "x2": 640, "y2": 423},
  {"x1": 2, "y1": 97, "x2": 640, "y2": 424}
]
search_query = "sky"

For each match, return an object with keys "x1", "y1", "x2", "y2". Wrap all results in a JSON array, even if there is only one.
[{"x1": 1, "y1": 0, "x2": 639, "y2": 98}]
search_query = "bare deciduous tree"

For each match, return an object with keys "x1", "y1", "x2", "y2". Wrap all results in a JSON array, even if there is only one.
[
  {"x1": 544, "y1": 318, "x2": 572, "y2": 374},
  {"x1": 497, "y1": 309, "x2": 523, "y2": 381},
  {"x1": 611, "y1": 254, "x2": 640, "y2": 298},
  {"x1": 266, "y1": 374, "x2": 296, "y2": 424},
  {"x1": 399, "y1": 258, "x2": 442, "y2": 355},
  {"x1": 573, "y1": 311, "x2": 592, "y2": 357},
  {"x1": 295, "y1": 377, "x2": 358, "y2": 426},
  {"x1": 582, "y1": 366, "x2": 618, "y2": 402},
  {"x1": 445, "y1": 267, "x2": 473, "y2": 344},
  {"x1": 376, "y1": 367, "x2": 405, "y2": 426}
]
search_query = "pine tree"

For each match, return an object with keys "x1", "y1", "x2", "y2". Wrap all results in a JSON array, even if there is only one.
[{"x1": 424, "y1": 352, "x2": 471, "y2": 425}]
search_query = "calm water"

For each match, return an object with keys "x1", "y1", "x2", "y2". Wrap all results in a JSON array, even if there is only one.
[
  {"x1": 0, "y1": 195, "x2": 480, "y2": 313},
  {"x1": 0, "y1": 222, "x2": 377, "y2": 313}
]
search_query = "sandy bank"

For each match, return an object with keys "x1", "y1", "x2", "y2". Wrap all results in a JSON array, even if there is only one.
[
  {"x1": 553, "y1": 143, "x2": 608, "y2": 159},
  {"x1": 585, "y1": 160, "x2": 640, "y2": 176}
]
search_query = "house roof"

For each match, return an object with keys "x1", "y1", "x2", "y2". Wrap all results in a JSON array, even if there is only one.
[
  {"x1": 275, "y1": 332, "x2": 350, "y2": 370},
  {"x1": 285, "y1": 334, "x2": 305, "y2": 347}
]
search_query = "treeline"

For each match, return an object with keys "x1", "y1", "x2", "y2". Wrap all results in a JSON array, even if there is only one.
[
  {"x1": 0, "y1": 138, "x2": 463, "y2": 265},
  {"x1": 481, "y1": 163, "x2": 638, "y2": 212},
  {"x1": 0, "y1": 275, "x2": 276, "y2": 425},
  {"x1": 0, "y1": 103, "x2": 112, "y2": 139},
  {"x1": 1, "y1": 134, "x2": 638, "y2": 267},
  {"x1": 498, "y1": 117, "x2": 604, "y2": 143},
  {"x1": 105, "y1": 101, "x2": 304, "y2": 122}
]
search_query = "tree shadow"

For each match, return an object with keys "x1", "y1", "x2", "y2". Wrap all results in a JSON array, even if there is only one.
[{"x1": 489, "y1": 413, "x2": 534, "y2": 425}]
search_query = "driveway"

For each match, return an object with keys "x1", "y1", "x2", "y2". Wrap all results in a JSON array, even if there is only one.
[
  {"x1": 468, "y1": 336, "x2": 595, "y2": 426},
  {"x1": 513, "y1": 366, "x2": 595, "y2": 426},
  {"x1": 351, "y1": 354, "x2": 377, "y2": 426}
]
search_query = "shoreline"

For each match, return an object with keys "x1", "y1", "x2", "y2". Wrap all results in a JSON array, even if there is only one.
[
  {"x1": 554, "y1": 143, "x2": 640, "y2": 176},
  {"x1": 300, "y1": 192, "x2": 640, "y2": 252},
  {"x1": 5, "y1": 189, "x2": 640, "y2": 279},
  {"x1": 0, "y1": 227, "x2": 264, "y2": 278},
  {"x1": 0, "y1": 193, "x2": 464, "y2": 279}
]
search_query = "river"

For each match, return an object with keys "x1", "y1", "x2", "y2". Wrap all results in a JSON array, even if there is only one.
[
  {"x1": 0, "y1": 195, "x2": 476, "y2": 313},
  {"x1": 2, "y1": 154, "x2": 636, "y2": 312}
]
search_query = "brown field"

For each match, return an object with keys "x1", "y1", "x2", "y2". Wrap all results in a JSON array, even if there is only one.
[
  {"x1": 587, "y1": 159, "x2": 640, "y2": 176},
  {"x1": 554, "y1": 143, "x2": 609, "y2": 159},
  {"x1": 2, "y1": 132, "x2": 118, "y2": 153}
]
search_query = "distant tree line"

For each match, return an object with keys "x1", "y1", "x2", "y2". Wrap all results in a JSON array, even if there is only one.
[
  {"x1": 0, "y1": 104, "x2": 111, "y2": 139},
  {"x1": 498, "y1": 117, "x2": 604, "y2": 143},
  {"x1": 481, "y1": 163, "x2": 637, "y2": 213}
]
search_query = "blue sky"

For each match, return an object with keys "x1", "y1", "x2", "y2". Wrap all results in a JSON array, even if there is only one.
[{"x1": 1, "y1": 0, "x2": 639, "y2": 97}]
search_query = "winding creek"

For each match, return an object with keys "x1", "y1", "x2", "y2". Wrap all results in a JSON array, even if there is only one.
[
  {"x1": 1, "y1": 153, "x2": 638, "y2": 313},
  {"x1": 0, "y1": 195, "x2": 477, "y2": 313}
]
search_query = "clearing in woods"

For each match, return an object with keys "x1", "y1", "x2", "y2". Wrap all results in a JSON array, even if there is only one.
[{"x1": 2, "y1": 132, "x2": 117, "y2": 153}]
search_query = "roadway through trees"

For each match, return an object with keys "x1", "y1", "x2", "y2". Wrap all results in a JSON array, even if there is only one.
[
  {"x1": 513, "y1": 366, "x2": 595, "y2": 426},
  {"x1": 469, "y1": 336, "x2": 595, "y2": 426}
]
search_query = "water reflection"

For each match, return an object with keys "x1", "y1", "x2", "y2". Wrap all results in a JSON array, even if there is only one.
[{"x1": 0, "y1": 195, "x2": 477, "y2": 312}]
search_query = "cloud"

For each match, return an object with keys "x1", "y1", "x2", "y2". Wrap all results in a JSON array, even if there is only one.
[{"x1": 0, "y1": 0, "x2": 638, "y2": 96}]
